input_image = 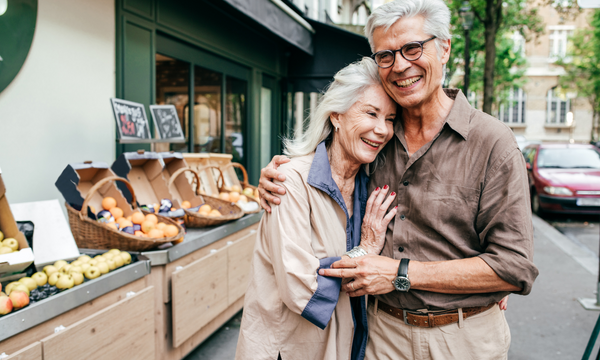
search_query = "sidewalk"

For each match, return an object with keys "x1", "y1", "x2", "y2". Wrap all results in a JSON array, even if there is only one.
[
  {"x1": 506, "y1": 215, "x2": 599, "y2": 359},
  {"x1": 186, "y1": 215, "x2": 600, "y2": 359}
]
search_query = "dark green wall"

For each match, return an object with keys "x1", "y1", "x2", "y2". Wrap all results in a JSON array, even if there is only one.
[{"x1": 116, "y1": 0, "x2": 290, "y2": 183}]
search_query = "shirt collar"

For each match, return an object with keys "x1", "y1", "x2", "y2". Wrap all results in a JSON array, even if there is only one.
[
  {"x1": 307, "y1": 141, "x2": 369, "y2": 214},
  {"x1": 393, "y1": 88, "x2": 471, "y2": 141}
]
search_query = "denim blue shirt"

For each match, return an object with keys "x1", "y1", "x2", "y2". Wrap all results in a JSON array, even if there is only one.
[{"x1": 301, "y1": 141, "x2": 369, "y2": 360}]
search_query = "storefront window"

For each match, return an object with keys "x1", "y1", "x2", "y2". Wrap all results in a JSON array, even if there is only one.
[
  {"x1": 155, "y1": 54, "x2": 189, "y2": 152},
  {"x1": 193, "y1": 66, "x2": 222, "y2": 153},
  {"x1": 225, "y1": 77, "x2": 247, "y2": 167}
]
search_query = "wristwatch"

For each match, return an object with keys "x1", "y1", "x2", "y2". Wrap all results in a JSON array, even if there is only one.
[{"x1": 393, "y1": 258, "x2": 410, "y2": 292}]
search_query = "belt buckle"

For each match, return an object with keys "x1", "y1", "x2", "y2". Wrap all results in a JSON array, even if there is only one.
[{"x1": 403, "y1": 310, "x2": 414, "y2": 327}]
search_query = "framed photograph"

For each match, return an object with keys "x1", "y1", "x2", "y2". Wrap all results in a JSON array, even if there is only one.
[
  {"x1": 110, "y1": 98, "x2": 151, "y2": 140},
  {"x1": 149, "y1": 104, "x2": 185, "y2": 141}
]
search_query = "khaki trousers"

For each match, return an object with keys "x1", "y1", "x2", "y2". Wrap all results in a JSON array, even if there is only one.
[{"x1": 365, "y1": 300, "x2": 511, "y2": 360}]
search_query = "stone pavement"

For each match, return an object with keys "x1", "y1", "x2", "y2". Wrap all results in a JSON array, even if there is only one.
[{"x1": 185, "y1": 215, "x2": 600, "y2": 359}]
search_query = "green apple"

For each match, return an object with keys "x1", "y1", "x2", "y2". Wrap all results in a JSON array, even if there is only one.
[
  {"x1": 0, "y1": 246, "x2": 12, "y2": 255},
  {"x1": 112, "y1": 254, "x2": 124, "y2": 268},
  {"x1": 120, "y1": 252, "x2": 132, "y2": 265},
  {"x1": 2, "y1": 238, "x2": 19, "y2": 251},
  {"x1": 4, "y1": 282, "x2": 20, "y2": 295},
  {"x1": 0, "y1": 230, "x2": 4, "y2": 241},
  {"x1": 18, "y1": 277, "x2": 37, "y2": 291},
  {"x1": 69, "y1": 266, "x2": 83, "y2": 274},
  {"x1": 43, "y1": 265, "x2": 58, "y2": 277},
  {"x1": 106, "y1": 259, "x2": 116, "y2": 271},
  {"x1": 93, "y1": 255, "x2": 106, "y2": 262},
  {"x1": 59, "y1": 264, "x2": 72, "y2": 274},
  {"x1": 31, "y1": 272, "x2": 48, "y2": 286},
  {"x1": 70, "y1": 260, "x2": 83, "y2": 267},
  {"x1": 54, "y1": 260, "x2": 68, "y2": 270},
  {"x1": 80, "y1": 263, "x2": 91, "y2": 272},
  {"x1": 108, "y1": 249, "x2": 121, "y2": 256},
  {"x1": 84, "y1": 266, "x2": 101, "y2": 279},
  {"x1": 56, "y1": 274, "x2": 74, "y2": 290},
  {"x1": 77, "y1": 255, "x2": 92, "y2": 263},
  {"x1": 12, "y1": 284, "x2": 30, "y2": 296},
  {"x1": 88, "y1": 259, "x2": 99, "y2": 266},
  {"x1": 243, "y1": 188, "x2": 254, "y2": 197},
  {"x1": 96, "y1": 261, "x2": 109, "y2": 274},
  {"x1": 48, "y1": 272, "x2": 61, "y2": 286},
  {"x1": 101, "y1": 252, "x2": 114, "y2": 260},
  {"x1": 71, "y1": 272, "x2": 84, "y2": 286}
]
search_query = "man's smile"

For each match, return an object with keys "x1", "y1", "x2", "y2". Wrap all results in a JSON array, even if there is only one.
[{"x1": 395, "y1": 76, "x2": 422, "y2": 88}]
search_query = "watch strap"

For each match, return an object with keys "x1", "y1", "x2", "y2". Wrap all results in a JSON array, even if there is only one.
[{"x1": 398, "y1": 258, "x2": 410, "y2": 277}]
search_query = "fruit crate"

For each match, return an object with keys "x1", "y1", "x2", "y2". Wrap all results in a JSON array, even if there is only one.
[{"x1": 0, "y1": 252, "x2": 150, "y2": 342}]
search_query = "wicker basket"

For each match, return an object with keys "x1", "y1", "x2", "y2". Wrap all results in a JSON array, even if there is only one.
[
  {"x1": 183, "y1": 194, "x2": 244, "y2": 228},
  {"x1": 198, "y1": 164, "x2": 260, "y2": 214},
  {"x1": 66, "y1": 176, "x2": 184, "y2": 251},
  {"x1": 220, "y1": 162, "x2": 260, "y2": 203}
]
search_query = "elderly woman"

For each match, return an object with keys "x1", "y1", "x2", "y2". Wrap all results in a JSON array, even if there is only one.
[{"x1": 235, "y1": 58, "x2": 397, "y2": 360}]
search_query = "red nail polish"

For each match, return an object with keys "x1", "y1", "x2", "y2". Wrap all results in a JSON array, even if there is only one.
[
  {"x1": 391, "y1": 192, "x2": 396, "y2": 196},
  {"x1": 383, "y1": 185, "x2": 389, "y2": 189},
  {"x1": 375, "y1": 187, "x2": 380, "y2": 191},
  {"x1": 395, "y1": 206, "x2": 398, "y2": 209}
]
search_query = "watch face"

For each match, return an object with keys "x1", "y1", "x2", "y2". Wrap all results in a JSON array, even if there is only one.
[{"x1": 394, "y1": 276, "x2": 410, "y2": 291}]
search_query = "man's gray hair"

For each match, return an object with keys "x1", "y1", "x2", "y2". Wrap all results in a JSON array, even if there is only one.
[
  {"x1": 283, "y1": 57, "x2": 381, "y2": 157},
  {"x1": 364, "y1": 0, "x2": 451, "y2": 55}
]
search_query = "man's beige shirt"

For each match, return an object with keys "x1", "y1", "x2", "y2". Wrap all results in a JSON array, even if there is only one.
[
  {"x1": 372, "y1": 89, "x2": 539, "y2": 311},
  {"x1": 236, "y1": 152, "x2": 357, "y2": 360}
]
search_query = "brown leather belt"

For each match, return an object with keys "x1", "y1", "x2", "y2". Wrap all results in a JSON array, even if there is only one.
[{"x1": 368, "y1": 297, "x2": 495, "y2": 328}]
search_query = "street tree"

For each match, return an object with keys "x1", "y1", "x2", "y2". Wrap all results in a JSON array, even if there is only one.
[
  {"x1": 446, "y1": 0, "x2": 543, "y2": 115},
  {"x1": 557, "y1": 9, "x2": 600, "y2": 141}
]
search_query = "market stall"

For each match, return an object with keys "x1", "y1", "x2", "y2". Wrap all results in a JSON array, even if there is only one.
[{"x1": 0, "y1": 150, "x2": 262, "y2": 360}]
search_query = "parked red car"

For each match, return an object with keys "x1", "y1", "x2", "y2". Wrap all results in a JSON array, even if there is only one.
[{"x1": 523, "y1": 143, "x2": 600, "y2": 215}]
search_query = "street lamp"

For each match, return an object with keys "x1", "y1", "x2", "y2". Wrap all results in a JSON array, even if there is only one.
[{"x1": 459, "y1": 2, "x2": 474, "y2": 97}]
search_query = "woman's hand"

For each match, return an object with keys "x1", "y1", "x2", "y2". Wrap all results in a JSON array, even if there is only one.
[
  {"x1": 499, "y1": 295, "x2": 509, "y2": 310},
  {"x1": 359, "y1": 186, "x2": 397, "y2": 255},
  {"x1": 258, "y1": 155, "x2": 291, "y2": 212}
]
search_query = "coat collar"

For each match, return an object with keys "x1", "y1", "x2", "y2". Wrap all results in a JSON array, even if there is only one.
[{"x1": 307, "y1": 141, "x2": 369, "y2": 217}]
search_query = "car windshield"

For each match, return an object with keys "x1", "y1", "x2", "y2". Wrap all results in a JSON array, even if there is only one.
[{"x1": 538, "y1": 148, "x2": 600, "y2": 169}]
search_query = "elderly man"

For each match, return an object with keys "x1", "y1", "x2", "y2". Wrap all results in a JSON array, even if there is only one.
[{"x1": 258, "y1": 0, "x2": 538, "y2": 358}]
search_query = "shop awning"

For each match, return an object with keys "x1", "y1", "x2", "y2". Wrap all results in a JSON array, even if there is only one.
[
  {"x1": 221, "y1": 0, "x2": 314, "y2": 55},
  {"x1": 288, "y1": 19, "x2": 372, "y2": 93}
]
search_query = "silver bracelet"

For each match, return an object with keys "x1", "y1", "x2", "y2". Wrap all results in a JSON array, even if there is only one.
[{"x1": 343, "y1": 246, "x2": 368, "y2": 258}]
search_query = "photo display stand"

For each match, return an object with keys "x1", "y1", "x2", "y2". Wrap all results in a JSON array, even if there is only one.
[{"x1": 111, "y1": 99, "x2": 185, "y2": 144}]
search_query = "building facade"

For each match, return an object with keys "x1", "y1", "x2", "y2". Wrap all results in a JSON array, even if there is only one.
[{"x1": 501, "y1": 6, "x2": 594, "y2": 144}]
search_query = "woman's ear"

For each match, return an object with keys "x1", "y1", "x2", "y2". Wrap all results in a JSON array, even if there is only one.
[{"x1": 330, "y1": 113, "x2": 340, "y2": 130}]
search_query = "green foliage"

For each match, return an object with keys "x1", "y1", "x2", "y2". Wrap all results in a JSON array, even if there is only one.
[
  {"x1": 445, "y1": 0, "x2": 543, "y2": 108},
  {"x1": 557, "y1": 9, "x2": 600, "y2": 139}
]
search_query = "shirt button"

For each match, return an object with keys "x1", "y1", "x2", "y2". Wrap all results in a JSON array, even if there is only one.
[
  {"x1": 403, "y1": 181, "x2": 409, "y2": 186},
  {"x1": 400, "y1": 214, "x2": 405, "y2": 220},
  {"x1": 398, "y1": 246, "x2": 404, "y2": 252}
]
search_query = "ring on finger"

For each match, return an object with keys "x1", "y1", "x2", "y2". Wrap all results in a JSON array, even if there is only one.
[{"x1": 350, "y1": 283, "x2": 355, "y2": 291}]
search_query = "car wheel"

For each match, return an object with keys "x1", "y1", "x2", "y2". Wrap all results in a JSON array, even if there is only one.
[{"x1": 531, "y1": 190, "x2": 544, "y2": 216}]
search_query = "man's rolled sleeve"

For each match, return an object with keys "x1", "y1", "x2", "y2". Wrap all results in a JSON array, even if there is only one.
[{"x1": 477, "y1": 148, "x2": 539, "y2": 295}]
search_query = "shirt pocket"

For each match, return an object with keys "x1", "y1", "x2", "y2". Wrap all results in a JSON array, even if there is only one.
[{"x1": 424, "y1": 181, "x2": 480, "y2": 227}]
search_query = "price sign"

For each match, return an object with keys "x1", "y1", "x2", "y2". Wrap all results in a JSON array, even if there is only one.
[
  {"x1": 110, "y1": 98, "x2": 151, "y2": 140},
  {"x1": 150, "y1": 104, "x2": 185, "y2": 141}
]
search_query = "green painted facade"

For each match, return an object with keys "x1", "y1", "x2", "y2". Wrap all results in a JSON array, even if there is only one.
[{"x1": 116, "y1": 0, "x2": 291, "y2": 184}]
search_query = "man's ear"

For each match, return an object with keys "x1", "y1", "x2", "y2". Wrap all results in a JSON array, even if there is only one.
[{"x1": 440, "y1": 38, "x2": 451, "y2": 65}]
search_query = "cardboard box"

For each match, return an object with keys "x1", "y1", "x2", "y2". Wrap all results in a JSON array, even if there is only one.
[
  {"x1": 160, "y1": 152, "x2": 205, "y2": 208},
  {"x1": 0, "y1": 169, "x2": 33, "y2": 277},
  {"x1": 111, "y1": 150, "x2": 181, "y2": 211},
  {"x1": 182, "y1": 153, "x2": 220, "y2": 196},
  {"x1": 55, "y1": 162, "x2": 135, "y2": 219}
]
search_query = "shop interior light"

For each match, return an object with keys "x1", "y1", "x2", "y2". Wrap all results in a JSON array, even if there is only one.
[
  {"x1": 0, "y1": 0, "x2": 7, "y2": 16},
  {"x1": 543, "y1": 186, "x2": 573, "y2": 196}
]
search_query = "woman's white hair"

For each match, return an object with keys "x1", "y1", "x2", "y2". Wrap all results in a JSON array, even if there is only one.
[
  {"x1": 283, "y1": 57, "x2": 381, "y2": 157},
  {"x1": 364, "y1": 0, "x2": 451, "y2": 56}
]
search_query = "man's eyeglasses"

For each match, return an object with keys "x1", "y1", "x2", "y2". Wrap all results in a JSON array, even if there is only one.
[{"x1": 370, "y1": 36, "x2": 437, "y2": 69}]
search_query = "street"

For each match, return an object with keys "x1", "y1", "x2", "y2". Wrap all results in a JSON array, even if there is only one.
[{"x1": 185, "y1": 214, "x2": 600, "y2": 360}]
